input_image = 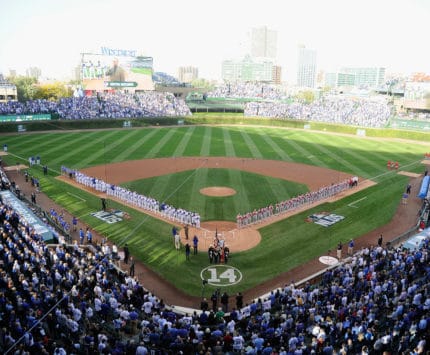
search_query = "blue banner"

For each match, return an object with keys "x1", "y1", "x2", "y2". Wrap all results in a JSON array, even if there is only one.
[
  {"x1": 417, "y1": 175, "x2": 430, "y2": 199},
  {"x1": 0, "y1": 190, "x2": 55, "y2": 242}
]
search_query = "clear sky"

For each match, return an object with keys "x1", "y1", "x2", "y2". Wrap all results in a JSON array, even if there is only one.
[{"x1": 0, "y1": 0, "x2": 428, "y2": 83}]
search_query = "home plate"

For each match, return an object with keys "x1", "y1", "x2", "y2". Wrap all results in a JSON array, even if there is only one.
[{"x1": 319, "y1": 256, "x2": 339, "y2": 265}]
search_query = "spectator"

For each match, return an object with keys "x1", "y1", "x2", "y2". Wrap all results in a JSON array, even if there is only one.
[
  {"x1": 236, "y1": 292, "x2": 243, "y2": 309},
  {"x1": 378, "y1": 234, "x2": 383, "y2": 246},
  {"x1": 337, "y1": 241, "x2": 342, "y2": 259},
  {"x1": 123, "y1": 243, "x2": 130, "y2": 264},
  {"x1": 221, "y1": 292, "x2": 229, "y2": 313},
  {"x1": 185, "y1": 243, "x2": 191, "y2": 260},
  {"x1": 129, "y1": 257, "x2": 135, "y2": 277},
  {"x1": 348, "y1": 239, "x2": 354, "y2": 256}
]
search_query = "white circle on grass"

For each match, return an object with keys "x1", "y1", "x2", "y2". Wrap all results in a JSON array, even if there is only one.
[{"x1": 200, "y1": 265, "x2": 243, "y2": 286}]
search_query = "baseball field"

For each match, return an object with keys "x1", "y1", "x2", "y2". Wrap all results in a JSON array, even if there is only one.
[{"x1": 1, "y1": 123, "x2": 428, "y2": 298}]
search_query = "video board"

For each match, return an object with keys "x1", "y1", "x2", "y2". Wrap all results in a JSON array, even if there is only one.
[{"x1": 81, "y1": 47, "x2": 154, "y2": 91}]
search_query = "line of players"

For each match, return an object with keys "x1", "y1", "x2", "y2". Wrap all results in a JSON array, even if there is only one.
[
  {"x1": 62, "y1": 165, "x2": 357, "y2": 230},
  {"x1": 236, "y1": 177, "x2": 356, "y2": 228},
  {"x1": 62, "y1": 166, "x2": 201, "y2": 227}
]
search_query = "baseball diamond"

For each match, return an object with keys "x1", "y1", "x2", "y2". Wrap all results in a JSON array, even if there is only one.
[
  {"x1": 0, "y1": 120, "x2": 429, "y2": 355},
  {"x1": 2, "y1": 2, "x2": 430, "y2": 352},
  {"x1": 0, "y1": 124, "x2": 427, "y2": 306}
]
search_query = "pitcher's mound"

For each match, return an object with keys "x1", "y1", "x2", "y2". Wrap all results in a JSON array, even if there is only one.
[
  {"x1": 182, "y1": 221, "x2": 261, "y2": 252},
  {"x1": 200, "y1": 186, "x2": 236, "y2": 197}
]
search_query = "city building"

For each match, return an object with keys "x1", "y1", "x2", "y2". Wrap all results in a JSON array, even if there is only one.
[
  {"x1": 178, "y1": 66, "x2": 198, "y2": 83},
  {"x1": 272, "y1": 65, "x2": 282, "y2": 85},
  {"x1": 325, "y1": 67, "x2": 386, "y2": 89},
  {"x1": 222, "y1": 55, "x2": 274, "y2": 82},
  {"x1": 297, "y1": 45, "x2": 317, "y2": 88},
  {"x1": 340, "y1": 67, "x2": 386, "y2": 88},
  {"x1": 0, "y1": 74, "x2": 17, "y2": 102},
  {"x1": 250, "y1": 26, "x2": 277, "y2": 59},
  {"x1": 325, "y1": 72, "x2": 356, "y2": 88},
  {"x1": 73, "y1": 65, "x2": 82, "y2": 82},
  {"x1": 316, "y1": 70, "x2": 326, "y2": 88}
]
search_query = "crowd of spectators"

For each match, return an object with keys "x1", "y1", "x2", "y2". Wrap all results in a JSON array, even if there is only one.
[
  {"x1": 152, "y1": 72, "x2": 184, "y2": 87},
  {"x1": 0, "y1": 99, "x2": 57, "y2": 116},
  {"x1": 237, "y1": 178, "x2": 355, "y2": 228},
  {"x1": 1, "y1": 167, "x2": 429, "y2": 354},
  {"x1": 206, "y1": 83, "x2": 287, "y2": 101},
  {"x1": 49, "y1": 208, "x2": 71, "y2": 235},
  {"x1": 0, "y1": 92, "x2": 191, "y2": 119},
  {"x1": 0, "y1": 164, "x2": 429, "y2": 354},
  {"x1": 244, "y1": 96, "x2": 392, "y2": 128}
]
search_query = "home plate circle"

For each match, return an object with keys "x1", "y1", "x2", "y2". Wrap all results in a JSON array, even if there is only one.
[{"x1": 319, "y1": 256, "x2": 339, "y2": 265}]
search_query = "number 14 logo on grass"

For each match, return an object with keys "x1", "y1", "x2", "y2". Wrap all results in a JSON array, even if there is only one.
[{"x1": 200, "y1": 265, "x2": 243, "y2": 286}]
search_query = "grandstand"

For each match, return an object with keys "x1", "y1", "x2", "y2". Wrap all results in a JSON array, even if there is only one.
[
  {"x1": 1, "y1": 162, "x2": 429, "y2": 354},
  {"x1": 0, "y1": 92, "x2": 192, "y2": 119},
  {"x1": 0, "y1": 82, "x2": 429, "y2": 354}
]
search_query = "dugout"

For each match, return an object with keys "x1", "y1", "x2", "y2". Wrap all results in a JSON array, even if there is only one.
[{"x1": 417, "y1": 175, "x2": 430, "y2": 199}]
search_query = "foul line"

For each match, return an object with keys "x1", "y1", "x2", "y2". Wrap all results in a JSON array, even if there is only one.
[
  {"x1": 348, "y1": 196, "x2": 367, "y2": 208},
  {"x1": 67, "y1": 192, "x2": 86, "y2": 202},
  {"x1": 4, "y1": 151, "x2": 62, "y2": 175},
  {"x1": 371, "y1": 159, "x2": 423, "y2": 181}
]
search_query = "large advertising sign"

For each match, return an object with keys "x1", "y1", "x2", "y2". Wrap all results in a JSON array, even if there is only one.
[
  {"x1": 403, "y1": 82, "x2": 430, "y2": 110},
  {"x1": 0, "y1": 114, "x2": 51, "y2": 122},
  {"x1": 81, "y1": 47, "x2": 154, "y2": 91}
]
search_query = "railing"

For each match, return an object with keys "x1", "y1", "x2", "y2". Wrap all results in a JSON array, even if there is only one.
[{"x1": 13, "y1": 189, "x2": 72, "y2": 243}]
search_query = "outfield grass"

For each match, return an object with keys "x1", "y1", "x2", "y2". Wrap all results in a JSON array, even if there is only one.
[{"x1": 0, "y1": 125, "x2": 428, "y2": 296}]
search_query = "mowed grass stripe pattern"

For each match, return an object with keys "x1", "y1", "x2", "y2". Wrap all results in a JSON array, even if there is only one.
[
  {"x1": 173, "y1": 126, "x2": 196, "y2": 157},
  {"x1": 144, "y1": 128, "x2": 178, "y2": 158},
  {"x1": 199, "y1": 126, "x2": 212, "y2": 156},
  {"x1": 239, "y1": 130, "x2": 263, "y2": 159},
  {"x1": 300, "y1": 133, "x2": 369, "y2": 177},
  {"x1": 4, "y1": 126, "x2": 426, "y2": 176},
  {"x1": 256, "y1": 130, "x2": 293, "y2": 162},
  {"x1": 324, "y1": 136, "x2": 385, "y2": 177},
  {"x1": 110, "y1": 128, "x2": 153, "y2": 162},
  {"x1": 222, "y1": 128, "x2": 236, "y2": 157},
  {"x1": 2, "y1": 125, "x2": 428, "y2": 297}
]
